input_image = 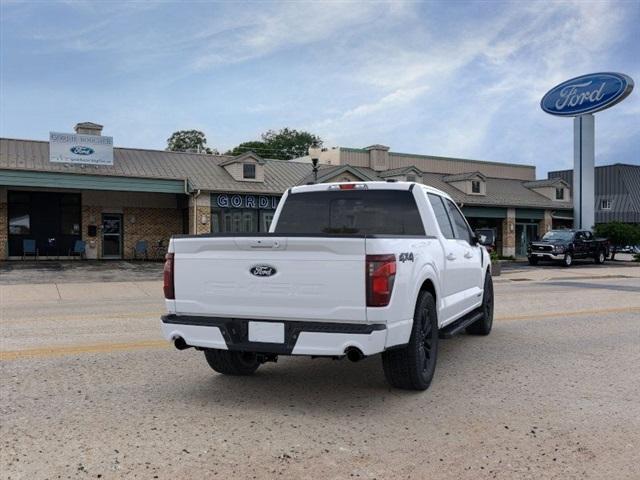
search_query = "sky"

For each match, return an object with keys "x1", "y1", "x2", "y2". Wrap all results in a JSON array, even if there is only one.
[{"x1": 1, "y1": 0, "x2": 638, "y2": 177}]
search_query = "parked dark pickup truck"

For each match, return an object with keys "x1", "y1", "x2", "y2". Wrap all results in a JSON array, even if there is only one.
[{"x1": 528, "y1": 230, "x2": 609, "y2": 267}]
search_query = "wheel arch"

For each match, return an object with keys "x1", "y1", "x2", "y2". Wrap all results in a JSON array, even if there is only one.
[{"x1": 413, "y1": 273, "x2": 439, "y2": 323}]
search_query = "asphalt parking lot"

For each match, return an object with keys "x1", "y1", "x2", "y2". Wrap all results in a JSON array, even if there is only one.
[{"x1": 1, "y1": 261, "x2": 639, "y2": 479}]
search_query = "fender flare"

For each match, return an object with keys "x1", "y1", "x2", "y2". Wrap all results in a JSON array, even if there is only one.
[{"x1": 410, "y1": 262, "x2": 442, "y2": 317}]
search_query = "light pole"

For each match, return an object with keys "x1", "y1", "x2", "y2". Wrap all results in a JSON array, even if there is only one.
[{"x1": 308, "y1": 144, "x2": 321, "y2": 184}]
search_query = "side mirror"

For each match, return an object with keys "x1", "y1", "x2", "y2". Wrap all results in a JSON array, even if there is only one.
[{"x1": 474, "y1": 231, "x2": 493, "y2": 246}]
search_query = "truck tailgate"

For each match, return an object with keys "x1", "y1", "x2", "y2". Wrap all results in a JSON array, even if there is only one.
[{"x1": 173, "y1": 236, "x2": 366, "y2": 322}]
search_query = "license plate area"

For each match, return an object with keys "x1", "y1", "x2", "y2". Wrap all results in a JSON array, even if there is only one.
[{"x1": 248, "y1": 321, "x2": 285, "y2": 343}]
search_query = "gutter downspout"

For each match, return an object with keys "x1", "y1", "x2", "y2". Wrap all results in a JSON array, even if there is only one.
[{"x1": 192, "y1": 189, "x2": 202, "y2": 235}]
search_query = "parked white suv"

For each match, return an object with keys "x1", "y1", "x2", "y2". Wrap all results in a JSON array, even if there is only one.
[{"x1": 161, "y1": 182, "x2": 493, "y2": 390}]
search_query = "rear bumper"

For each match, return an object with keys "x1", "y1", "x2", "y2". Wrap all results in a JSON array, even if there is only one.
[{"x1": 161, "y1": 314, "x2": 388, "y2": 357}]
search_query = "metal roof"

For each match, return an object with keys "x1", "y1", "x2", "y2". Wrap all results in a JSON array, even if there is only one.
[
  {"x1": 0, "y1": 137, "x2": 574, "y2": 210},
  {"x1": 377, "y1": 166, "x2": 423, "y2": 177},
  {"x1": 0, "y1": 137, "x2": 311, "y2": 194},
  {"x1": 298, "y1": 164, "x2": 380, "y2": 185},
  {"x1": 549, "y1": 164, "x2": 640, "y2": 222},
  {"x1": 298, "y1": 164, "x2": 573, "y2": 210},
  {"x1": 523, "y1": 178, "x2": 568, "y2": 188},
  {"x1": 443, "y1": 171, "x2": 486, "y2": 182}
]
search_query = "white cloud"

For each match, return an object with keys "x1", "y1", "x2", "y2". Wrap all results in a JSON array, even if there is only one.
[{"x1": 309, "y1": 0, "x2": 636, "y2": 174}]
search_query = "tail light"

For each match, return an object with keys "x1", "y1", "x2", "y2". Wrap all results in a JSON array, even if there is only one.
[
  {"x1": 366, "y1": 254, "x2": 396, "y2": 307},
  {"x1": 163, "y1": 253, "x2": 175, "y2": 299}
]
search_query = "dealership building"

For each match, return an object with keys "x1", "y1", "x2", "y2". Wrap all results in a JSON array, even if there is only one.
[
  {"x1": 548, "y1": 163, "x2": 640, "y2": 224},
  {"x1": 1, "y1": 122, "x2": 577, "y2": 260}
]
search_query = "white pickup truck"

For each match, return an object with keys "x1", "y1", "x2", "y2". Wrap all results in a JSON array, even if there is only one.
[{"x1": 161, "y1": 182, "x2": 493, "y2": 390}]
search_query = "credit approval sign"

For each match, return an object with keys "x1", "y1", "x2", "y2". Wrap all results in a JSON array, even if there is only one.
[{"x1": 49, "y1": 132, "x2": 114, "y2": 165}]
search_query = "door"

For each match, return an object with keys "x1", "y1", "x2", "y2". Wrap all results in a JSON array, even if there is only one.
[
  {"x1": 261, "y1": 210, "x2": 275, "y2": 232},
  {"x1": 574, "y1": 231, "x2": 589, "y2": 258},
  {"x1": 443, "y1": 198, "x2": 483, "y2": 313},
  {"x1": 102, "y1": 214, "x2": 123, "y2": 259},
  {"x1": 516, "y1": 223, "x2": 538, "y2": 257},
  {"x1": 427, "y1": 194, "x2": 481, "y2": 322}
]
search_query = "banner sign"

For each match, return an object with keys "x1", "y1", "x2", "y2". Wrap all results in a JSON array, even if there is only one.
[
  {"x1": 541, "y1": 72, "x2": 634, "y2": 117},
  {"x1": 214, "y1": 194, "x2": 280, "y2": 210},
  {"x1": 49, "y1": 132, "x2": 114, "y2": 165}
]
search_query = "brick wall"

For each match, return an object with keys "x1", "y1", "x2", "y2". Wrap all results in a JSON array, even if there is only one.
[
  {"x1": 539, "y1": 210, "x2": 553, "y2": 237},
  {"x1": 189, "y1": 205, "x2": 211, "y2": 234},
  {"x1": 501, "y1": 208, "x2": 516, "y2": 257},
  {"x1": 123, "y1": 207, "x2": 183, "y2": 260},
  {"x1": 81, "y1": 205, "x2": 103, "y2": 259}
]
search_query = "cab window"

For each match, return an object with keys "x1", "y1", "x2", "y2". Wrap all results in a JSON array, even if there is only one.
[
  {"x1": 444, "y1": 199, "x2": 473, "y2": 244},
  {"x1": 427, "y1": 193, "x2": 454, "y2": 239}
]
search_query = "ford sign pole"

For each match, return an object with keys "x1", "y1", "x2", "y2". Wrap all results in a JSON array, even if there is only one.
[
  {"x1": 573, "y1": 114, "x2": 595, "y2": 230},
  {"x1": 541, "y1": 72, "x2": 634, "y2": 230}
]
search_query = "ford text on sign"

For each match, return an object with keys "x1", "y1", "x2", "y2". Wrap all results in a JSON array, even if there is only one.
[
  {"x1": 49, "y1": 132, "x2": 114, "y2": 165},
  {"x1": 541, "y1": 73, "x2": 634, "y2": 116}
]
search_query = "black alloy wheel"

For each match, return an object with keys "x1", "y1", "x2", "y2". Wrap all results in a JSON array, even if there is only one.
[
  {"x1": 467, "y1": 271, "x2": 494, "y2": 335},
  {"x1": 382, "y1": 291, "x2": 439, "y2": 391}
]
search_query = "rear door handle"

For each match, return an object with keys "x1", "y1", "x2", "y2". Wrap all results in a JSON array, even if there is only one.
[
  {"x1": 446, "y1": 253, "x2": 456, "y2": 261},
  {"x1": 464, "y1": 251, "x2": 473, "y2": 259}
]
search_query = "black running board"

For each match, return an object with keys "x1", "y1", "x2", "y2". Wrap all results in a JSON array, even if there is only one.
[{"x1": 439, "y1": 309, "x2": 484, "y2": 339}]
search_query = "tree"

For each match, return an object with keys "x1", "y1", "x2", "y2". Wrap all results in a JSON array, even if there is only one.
[
  {"x1": 225, "y1": 141, "x2": 269, "y2": 157},
  {"x1": 260, "y1": 128, "x2": 322, "y2": 160},
  {"x1": 593, "y1": 222, "x2": 640, "y2": 260},
  {"x1": 167, "y1": 130, "x2": 217, "y2": 154},
  {"x1": 226, "y1": 128, "x2": 322, "y2": 160}
]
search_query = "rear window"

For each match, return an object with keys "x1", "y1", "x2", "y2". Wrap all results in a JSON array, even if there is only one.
[{"x1": 274, "y1": 189, "x2": 425, "y2": 236}]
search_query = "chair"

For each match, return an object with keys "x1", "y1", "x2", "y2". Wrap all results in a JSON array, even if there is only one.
[
  {"x1": 68, "y1": 240, "x2": 86, "y2": 260},
  {"x1": 153, "y1": 239, "x2": 167, "y2": 260},
  {"x1": 133, "y1": 240, "x2": 149, "y2": 260},
  {"x1": 22, "y1": 239, "x2": 38, "y2": 261}
]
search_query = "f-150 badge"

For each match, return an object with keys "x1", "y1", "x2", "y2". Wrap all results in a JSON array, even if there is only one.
[{"x1": 250, "y1": 265, "x2": 277, "y2": 277}]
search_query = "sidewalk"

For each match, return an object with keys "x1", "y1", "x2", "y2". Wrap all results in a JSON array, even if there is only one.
[
  {"x1": 0, "y1": 260, "x2": 163, "y2": 285},
  {"x1": 494, "y1": 260, "x2": 640, "y2": 283},
  {"x1": 0, "y1": 280, "x2": 162, "y2": 306}
]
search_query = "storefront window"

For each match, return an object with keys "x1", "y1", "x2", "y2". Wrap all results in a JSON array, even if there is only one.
[
  {"x1": 215, "y1": 208, "x2": 265, "y2": 233},
  {"x1": 9, "y1": 208, "x2": 30, "y2": 234},
  {"x1": 8, "y1": 192, "x2": 30, "y2": 234},
  {"x1": 210, "y1": 193, "x2": 279, "y2": 234},
  {"x1": 8, "y1": 191, "x2": 81, "y2": 257}
]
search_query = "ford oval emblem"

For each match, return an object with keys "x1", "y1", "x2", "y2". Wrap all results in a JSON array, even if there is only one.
[
  {"x1": 70, "y1": 146, "x2": 95, "y2": 155},
  {"x1": 541, "y1": 72, "x2": 634, "y2": 117},
  {"x1": 250, "y1": 265, "x2": 277, "y2": 277}
]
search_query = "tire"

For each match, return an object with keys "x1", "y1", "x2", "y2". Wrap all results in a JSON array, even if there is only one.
[
  {"x1": 466, "y1": 271, "x2": 494, "y2": 335},
  {"x1": 204, "y1": 349, "x2": 260, "y2": 376},
  {"x1": 595, "y1": 250, "x2": 606, "y2": 264},
  {"x1": 528, "y1": 256, "x2": 538, "y2": 266},
  {"x1": 381, "y1": 291, "x2": 438, "y2": 391},
  {"x1": 562, "y1": 253, "x2": 573, "y2": 267}
]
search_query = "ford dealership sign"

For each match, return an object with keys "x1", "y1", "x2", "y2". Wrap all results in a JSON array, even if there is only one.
[
  {"x1": 50, "y1": 132, "x2": 114, "y2": 165},
  {"x1": 541, "y1": 72, "x2": 634, "y2": 116}
]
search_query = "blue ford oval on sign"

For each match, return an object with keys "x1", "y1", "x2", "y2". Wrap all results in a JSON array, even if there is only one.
[
  {"x1": 541, "y1": 72, "x2": 634, "y2": 116},
  {"x1": 70, "y1": 146, "x2": 95, "y2": 155}
]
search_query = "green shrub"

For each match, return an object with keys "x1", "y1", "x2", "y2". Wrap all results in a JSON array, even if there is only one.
[{"x1": 593, "y1": 222, "x2": 640, "y2": 260}]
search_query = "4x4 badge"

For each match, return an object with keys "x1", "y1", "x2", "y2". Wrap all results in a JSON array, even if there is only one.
[{"x1": 399, "y1": 252, "x2": 414, "y2": 263}]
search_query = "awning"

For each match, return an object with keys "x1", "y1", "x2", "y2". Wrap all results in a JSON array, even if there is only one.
[{"x1": 0, "y1": 169, "x2": 186, "y2": 194}]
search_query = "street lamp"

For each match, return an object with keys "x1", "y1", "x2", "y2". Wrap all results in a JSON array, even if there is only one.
[{"x1": 308, "y1": 143, "x2": 321, "y2": 183}]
